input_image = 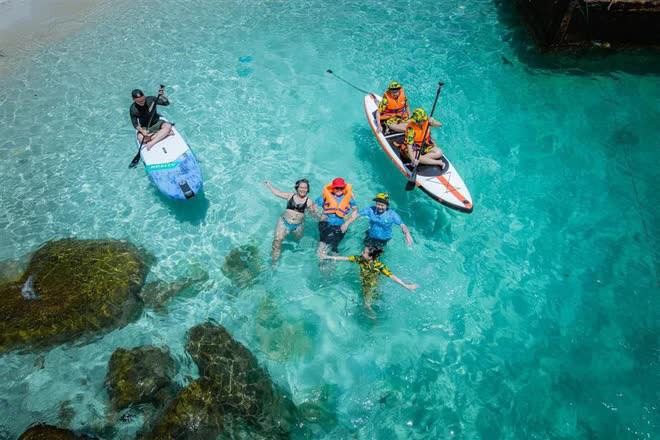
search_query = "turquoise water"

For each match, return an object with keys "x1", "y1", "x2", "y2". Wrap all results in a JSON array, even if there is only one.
[{"x1": 0, "y1": 0, "x2": 658, "y2": 437}]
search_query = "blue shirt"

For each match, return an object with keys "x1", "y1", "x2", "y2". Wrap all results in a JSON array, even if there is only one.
[
  {"x1": 315, "y1": 194, "x2": 357, "y2": 226},
  {"x1": 359, "y1": 206, "x2": 403, "y2": 240}
]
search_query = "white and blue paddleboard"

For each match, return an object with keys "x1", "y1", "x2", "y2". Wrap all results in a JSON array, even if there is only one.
[{"x1": 137, "y1": 118, "x2": 203, "y2": 200}]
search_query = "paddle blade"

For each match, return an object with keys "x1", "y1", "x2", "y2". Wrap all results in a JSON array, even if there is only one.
[
  {"x1": 405, "y1": 168, "x2": 418, "y2": 191},
  {"x1": 128, "y1": 152, "x2": 141, "y2": 169}
]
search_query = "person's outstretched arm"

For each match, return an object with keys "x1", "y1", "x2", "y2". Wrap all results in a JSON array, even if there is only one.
[
  {"x1": 321, "y1": 254, "x2": 350, "y2": 261},
  {"x1": 389, "y1": 273, "x2": 418, "y2": 291},
  {"x1": 264, "y1": 181, "x2": 291, "y2": 199}
]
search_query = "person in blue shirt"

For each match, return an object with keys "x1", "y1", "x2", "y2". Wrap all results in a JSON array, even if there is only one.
[
  {"x1": 355, "y1": 193, "x2": 413, "y2": 250},
  {"x1": 315, "y1": 177, "x2": 358, "y2": 257}
]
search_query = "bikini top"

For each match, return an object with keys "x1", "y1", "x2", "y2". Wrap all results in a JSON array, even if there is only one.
[{"x1": 286, "y1": 195, "x2": 308, "y2": 213}]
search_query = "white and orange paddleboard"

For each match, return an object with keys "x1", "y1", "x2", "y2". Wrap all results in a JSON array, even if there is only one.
[{"x1": 364, "y1": 94, "x2": 473, "y2": 214}]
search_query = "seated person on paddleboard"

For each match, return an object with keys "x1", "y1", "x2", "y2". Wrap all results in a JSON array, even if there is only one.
[
  {"x1": 376, "y1": 81, "x2": 411, "y2": 134},
  {"x1": 264, "y1": 179, "x2": 320, "y2": 265},
  {"x1": 403, "y1": 108, "x2": 445, "y2": 168},
  {"x1": 356, "y1": 193, "x2": 413, "y2": 250},
  {"x1": 315, "y1": 177, "x2": 358, "y2": 258},
  {"x1": 321, "y1": 246, "x2": 418, "y2": 315},
  {"x1": 129, "y1": 87, "x2": 172, "y2": 151}
]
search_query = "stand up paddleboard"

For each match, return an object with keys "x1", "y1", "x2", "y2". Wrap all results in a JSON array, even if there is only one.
[
  {"x1": 137, "y1": 118, "x2": 203, "y2": 200},
  {"x1": 364, "y1": 94, "x2": 473, "y2": 213}
]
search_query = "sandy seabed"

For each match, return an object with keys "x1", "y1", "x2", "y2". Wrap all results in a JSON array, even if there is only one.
[{"x1": 0, "y1": 0, "x2": 110, "y2": 75}]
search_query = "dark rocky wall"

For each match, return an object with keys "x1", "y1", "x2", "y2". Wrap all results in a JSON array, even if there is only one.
[{"x1": 515, "y1": 0, "x2": 660, "y2": 49}]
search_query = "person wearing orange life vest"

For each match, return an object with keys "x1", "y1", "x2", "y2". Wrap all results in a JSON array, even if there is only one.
[
  {"x1": 314, "y1": 177, "x2": 358, "y2": 257},
  {"x1": 376, "y1": 81, "x2": 411, "y2": 134},
  {"x1": 403, "y1": 108, "x2": 446, "y2": 168}
]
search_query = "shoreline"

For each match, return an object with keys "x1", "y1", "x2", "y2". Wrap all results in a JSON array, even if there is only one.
[{"x1": 0, "y1": 0, "x2": 108, "y2": 75}]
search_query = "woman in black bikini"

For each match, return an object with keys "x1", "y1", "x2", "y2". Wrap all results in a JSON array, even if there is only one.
[{"x1": 264, "y1": 179, "x2": 319, "y2": 264}]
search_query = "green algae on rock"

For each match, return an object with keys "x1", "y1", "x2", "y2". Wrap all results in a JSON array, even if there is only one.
[
  {"x1": 105, "y1": 346, "x2": 178, "y2": 411},
  {"x1": 221, "y1": 245, "x2": 261, "y2": 288},
  {"x1": 143, "y1": 323, "x2": 297, "y2": 439},
  {"x1": 18, "y1": 423, "x2": 97, "y2": 439},
  {"x1": 141, "y1": 379, "x2": 225, "y2": 440},
  {"x1": 0, "y1": 239, "x2": 151, "y2": 354}
]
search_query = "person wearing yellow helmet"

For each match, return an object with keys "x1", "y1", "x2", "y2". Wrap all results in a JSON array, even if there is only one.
[
  {"x1": 376, "y1": 81, "x2": 411, "y2": 134},
  {"x1": 403, "y1": 108, "x2": 445, "y2": 168},
  {"x1": 355, "y1": 192, "x2": 413, "y2": 250}
]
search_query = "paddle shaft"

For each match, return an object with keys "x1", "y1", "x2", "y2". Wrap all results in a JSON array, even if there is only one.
[
  {"x1": 129, "y1": 86, "x2": 164, "y2": 168},
  {"x1": 405, "y1": 82, "x2": 444, "y2": 191},
  {"x1": 326, "y1": 69, "x2": 372, "y2": 95}
]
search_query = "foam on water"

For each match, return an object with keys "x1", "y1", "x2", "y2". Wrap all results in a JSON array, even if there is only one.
[{"x1": 0, "y1": 0, "x2": 658, "y2": 438}]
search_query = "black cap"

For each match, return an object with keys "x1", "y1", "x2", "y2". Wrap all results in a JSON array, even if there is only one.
[{"x1": 131, "y1": 89, "x2": 144, "y2": 98}]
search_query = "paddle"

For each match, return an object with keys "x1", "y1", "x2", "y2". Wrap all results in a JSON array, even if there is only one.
[
  {"x1": 128, "y1": 85, "x2": 164, "y2": 169},
  {"x1": 326, "y1": 69, "x2": 372, "y2": 95},
  {"x1": 405, "y1": 82, "x2": 444, "y2": 191}
]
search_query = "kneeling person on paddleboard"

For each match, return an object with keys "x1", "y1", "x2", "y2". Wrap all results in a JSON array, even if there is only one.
[
  {"x1": 130, "y1": 87, "x2": 172, "y2": 151},
  {"x1": 315, "y1": 177, "x2": 358, "y2": 258},
  {"x1": 403, "y1": 108, "x2": 445, "y2": 168},
  {"x1": 357, "y1": 193, "x2": 413, "y2": 249},
  {"x1": 321, "y1": 246, "x2": 418, "y2": 314}
]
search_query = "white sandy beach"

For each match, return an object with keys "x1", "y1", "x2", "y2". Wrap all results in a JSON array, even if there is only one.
[{"x1": 0, "y1": 0, "x2": 107, "y2": 72}]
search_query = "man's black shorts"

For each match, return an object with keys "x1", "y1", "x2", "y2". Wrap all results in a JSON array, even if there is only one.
[
  {"x1": 318, "y1": 221, "x2": 345, "y2": 253},
  {"x1": 363, "y1": 232, "x2": 390, "y2": 250}
]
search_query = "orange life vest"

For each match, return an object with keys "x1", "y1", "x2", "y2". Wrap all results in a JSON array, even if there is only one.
[
  {"x1": 380, "y1": 89, "x2": 408, "y2": 120},
  {"x1": 408, "y1": 120, "x2": 431, "y2": 147},
  {"x1": 321, "y1": 183, "x2": 354, "y2": 218}
]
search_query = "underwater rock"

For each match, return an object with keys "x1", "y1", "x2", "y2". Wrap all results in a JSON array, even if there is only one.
[
  {"x1": 296, "y1": 384, "x2": 339, "y2": 434},
  {"x1": 144, "y1": 323, "x2": 297, "y2": 439},
  {"x1": 18, "y1": 423, "x2": 97, "y2": 439},
  {"x1": 57, "y1": 400, "x2": 76, "y2": 427},
  {"x1": 255, "y1": 294, "x2": 314, "y2": 362},
  {"x1": 140, "y1": 269, "x2": 209, "y2": 310},
  {"x1": 221, "y1": 245, "x2": 261, "y2": 288},
  {"x1": 0, "y1": 239, "x2": 151, "y2": 354},
  {"x1": 105, "y1": 346, "x2": 178, "y2": 411},
  {"x1": 141, "y1": 379, "x2": 224, "y2": 440}
]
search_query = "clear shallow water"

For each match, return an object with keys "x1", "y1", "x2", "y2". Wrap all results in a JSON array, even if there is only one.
[{"x1": 0, "y1": 0, "x2": 658, "y2": 438}]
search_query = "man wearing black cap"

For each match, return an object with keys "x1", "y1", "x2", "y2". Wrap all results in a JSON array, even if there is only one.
[{"x1": 129, "y1": 86, "x2": 172, "y2": 150}]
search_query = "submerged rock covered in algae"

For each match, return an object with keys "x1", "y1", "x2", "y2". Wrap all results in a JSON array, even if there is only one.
[
  {"x1": 140, "y1": 267, "x2": 209, "y2": 310},
  {"x1": 18, "y1": 423, "x2": 97, "y2": 439},
  {"x1": 105, "y1": 346, "x2": 178, "y2": 411},
  {"x1": 0, "y1": 239, "x2": 151, "y2": 354},
  {"x1": 255, "y1": 294, "x2": 314, "y2": 362},
  {"x1": 143, "y1": 323, "x2": 297, "y2": 439},
  {"x1": 221, "y1": 245, "x2": 261, "y2": 288}
]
